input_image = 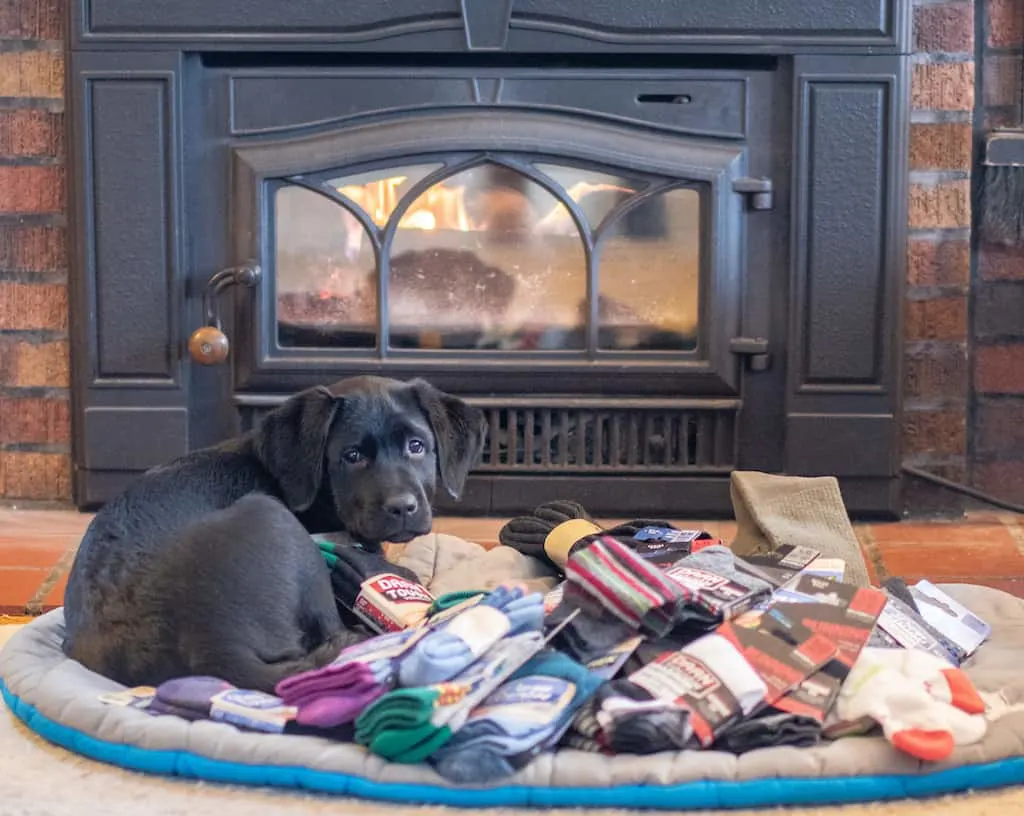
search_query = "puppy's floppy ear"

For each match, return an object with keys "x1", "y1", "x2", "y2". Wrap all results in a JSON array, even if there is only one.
[
  {"x1": 252, "y1": 385, "x2": 341, "y2": 512},
  {"x1": 409, "y1": 379, "x2": 486, "y2": 500}
]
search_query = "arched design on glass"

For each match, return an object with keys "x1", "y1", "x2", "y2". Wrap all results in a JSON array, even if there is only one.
[
  {"x1": 274, "y1": 183, "x2": 377, "y2": 349},
  {"x1": 271, "y1": 154, "x2": 704, "y2": 355},
  {"x1": 596, "y1": 185, "x2": 701, "y2": 351}
]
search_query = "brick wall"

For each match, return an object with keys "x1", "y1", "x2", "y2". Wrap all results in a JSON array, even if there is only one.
[
  {"x1": 0, "y1": 0, "x2": 71, "y2": 501},
  {"x1": 903, "y1": 0, "x2": 975, "y2": 486},
  {"x1": 975, "y1": 0, "x2": 1024, "y2": 503}
]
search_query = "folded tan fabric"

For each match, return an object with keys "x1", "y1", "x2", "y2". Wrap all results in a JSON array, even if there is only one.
[{"x1": 729, "y1": 470, "x2": 871, "y2": 588}]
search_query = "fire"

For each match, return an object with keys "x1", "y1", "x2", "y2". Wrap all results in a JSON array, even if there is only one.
[
  {"x1": 334, "y1": 174, "x2": 634, "y2": 236},
  {"x1": 335, "y1": 176, "x2": 471, "y2": 232}
]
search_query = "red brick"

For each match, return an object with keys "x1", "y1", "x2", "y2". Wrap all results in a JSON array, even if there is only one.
[
  {"x1": 0, "y1": 109, "x2": 62, "y2": 159},
  {"x1": 912, "y1": 62, "x2": 975, "y2": 111},
  {"x1": 914, "y1": 2, "x2": 975, "y2": 52},
  {"x1": 0, "y1": 337, "x2": 68, "y2": 387},
  {"x1": 0, "y1": 396, "x2": 69, "y2": 445},
  {"x1": 973, "y1": 460, "x2": 1024, "y2": 505},
  {"x1": 988, "y1": 0, "x2": 1024, "y2": 47},
  {"x1": 975, "y1": 344, "x2": 1024, "y2": 393},
  {"x1": 908, "y1": 180, "x2": 971, "y2": 230},
  {"x1": 907, "y1": 238, "x2": 971, "y2": 288},
  {"x1": 0, "y1": 0, "x2": 63, "y2": 39},
  {"x1": 0, "y1": 451, "x2": 71, "y2": 501},
  {"x1": 902, "y1": 408, "x2": 967, "y2": 457},
  {"x1": 903, "y1": 344, "x2": 969, "y2": 401},
  {"x1": 976, "y1": 398, "x2": 1024, "y2": 454},
  {"x1": 0, "y1": 166, "x2": 64, "y2": 214},
  {"x1": 909, "y1": 123, "x2": 973, "y2": 171},
  {"x1": 905, "y1": 295, "x2": 968, "y2": 341},
  {"x1": 0, "y1": 282, "x2": 67, "y2": 331},
  {"x1": 0, "y1": 224, "x2": 66, "y2": 273},
  {"x1": 0, "y1": 51, "x2": 63, "y2": 98}
]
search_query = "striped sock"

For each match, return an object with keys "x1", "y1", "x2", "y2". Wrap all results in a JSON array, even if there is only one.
[{"x1": 565, "y1": 535, "x2": 691, "y2": 636}]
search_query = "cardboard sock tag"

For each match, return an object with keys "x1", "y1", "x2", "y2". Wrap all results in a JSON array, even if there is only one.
[
  {"x1": 352, "y1": 574, "x2": 435, "y2": 633},
  {"x1": 735, "y1": 545, "x2": 820, "y2": 588},
  {"x1": 209, "y1": 689, "x2": 297, "y2": 733},
  {"x1": 663, "y1": 563, "x2": 768, "y2": 621}
]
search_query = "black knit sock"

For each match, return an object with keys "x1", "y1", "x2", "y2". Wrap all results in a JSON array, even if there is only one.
[{"x1": 714, "y1": 710, "x2": 821, "y2": 753}]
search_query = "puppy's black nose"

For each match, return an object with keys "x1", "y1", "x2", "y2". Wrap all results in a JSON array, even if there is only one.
[{"x1": 383, "y1": 493, "x2": 419, "y2": 519}]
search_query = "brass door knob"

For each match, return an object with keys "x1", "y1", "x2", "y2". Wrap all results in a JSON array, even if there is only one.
[{"x1": 188, "y1": 326, "x2": 230, "y2": 365}]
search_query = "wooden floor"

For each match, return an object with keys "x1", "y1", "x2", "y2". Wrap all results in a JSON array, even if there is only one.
[{"x1": 2, "y1": 508, "x2": 1024, "y2": 615}]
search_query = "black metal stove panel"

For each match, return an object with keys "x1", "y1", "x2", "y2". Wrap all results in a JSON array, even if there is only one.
[{"x1": 65, "y1": 0, "x2": 910, "y2": 518}]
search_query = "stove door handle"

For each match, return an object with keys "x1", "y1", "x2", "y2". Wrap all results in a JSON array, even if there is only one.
[{"x1": 188, "y1": 262, "x2": 262, "y2": 365}]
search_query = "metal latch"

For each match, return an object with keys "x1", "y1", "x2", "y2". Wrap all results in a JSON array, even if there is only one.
[
  {"x1": 732, "y1": 177, "x2": 774, "y2": 211},
  {"x1": 729, "y1": 336, "x2": 770, "y2": 372}
]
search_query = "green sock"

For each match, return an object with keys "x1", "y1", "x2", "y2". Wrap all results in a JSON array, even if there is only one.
[
  {"x1": 355, "y1": 687, "x2": 453, "y2": 763},
  {"x1": 427, "y1": 590, "x2": 487, "y2": 617}
]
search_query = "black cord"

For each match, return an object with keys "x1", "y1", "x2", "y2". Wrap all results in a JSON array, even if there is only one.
[{"x1": 902, "y1": 466, "x2": 1024, "y2": 515}]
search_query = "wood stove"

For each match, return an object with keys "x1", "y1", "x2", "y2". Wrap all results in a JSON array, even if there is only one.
[{"x1": 65, "y1": 0, "x2": 910, "y2": 516}]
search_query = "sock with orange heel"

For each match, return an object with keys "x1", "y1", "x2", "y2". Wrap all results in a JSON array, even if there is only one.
[{"x1": 834, "y1": 647, "x2": 987, "y2": 761}]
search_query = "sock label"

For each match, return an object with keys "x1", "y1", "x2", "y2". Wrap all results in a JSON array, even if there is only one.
[
  {"x1": 627, "y1": 528, "x2": 710, "y2": 564},
  {"x1": 99, "y1": 686, "x2": 157, "y2": 709},
  {"x1": 718, "y1": 618, "x2": 836, "y2": 706},
  {"x1": 432, "y1": 632, "x2": 546, "y2": 733},
  {"x1": 875, "y1": 595, "x2": 962, "y2": 665},
  {"x1": 629, "y1": 650, "x2": 742, "y2": 746},
  {"x1": 586, "y1": 635, "x2": 644, "y2": 680},
  {"x1": 469, "y1": 676, "x2": 577, "y2": 726},
  {"x1": 333, "y1": 627, "x2": 423, "y2": 667},
  {"x1": 663, "y1": 564, "x2": 768, "y2": 621},
  {"x1": 353, "y1": 574, "x2": 435, "y2": 633},
  {"x1": 444, "y1": 605, "x2": 512, "y2": 658},
  {"x1": 736, "y1": 545, "x2": 820, "y2": 588},
  {"x1": 909, "y1": 581, "x2": 990, "y2": 658},
  {"x1": 209, "y1": 689, "x2": 297, "y2": 733}
]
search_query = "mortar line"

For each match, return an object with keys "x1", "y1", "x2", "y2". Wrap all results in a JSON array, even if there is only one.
[{"x1": 25, "y1": 540, "x2": 78, "y2": 616}]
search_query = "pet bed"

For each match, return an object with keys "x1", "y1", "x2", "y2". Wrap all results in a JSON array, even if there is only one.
[{"x1": 2, "y1": 533, "x2": 1024, "y2": 810}]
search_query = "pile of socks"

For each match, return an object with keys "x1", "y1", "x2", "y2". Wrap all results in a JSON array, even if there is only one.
[{"x1": 107, "y1": 524, "x2": 998, "y2": 783}]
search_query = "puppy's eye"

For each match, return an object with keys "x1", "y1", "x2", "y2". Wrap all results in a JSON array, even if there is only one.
[
  {"x1": 407, "y1": 438, "x2": 426, "y2": 456},
  {"x1": 342, "y1": 448, "x2": 364, "y2": 465}
]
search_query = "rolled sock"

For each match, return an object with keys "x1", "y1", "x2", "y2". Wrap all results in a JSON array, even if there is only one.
[
  {"x1": 146, "y1": 698, "x2": 207, "y2": 721},
  {"x1": 155, "y1": 676, "x2": 233, "y2": 718},
  {"x1": 398, "y1": 586, "x2": 543, "y2": 688},
  {"x1": 594, "y1": 633, "x2": 767, "y2": 753},
  {"x1": 357, "y1": 631, "x2": 544, "y2": 763},
  {"x1": 431, "y1": 651, "x2": 601, "y2": 783},
  {"x1": 715, "y1": 710, "x2": 822, "y2": 753},
  {"x1": 566, "y1": 536, "x2": 691, "y2": 636},
  {"x1": 275, "y1": 629, "x2": 417, "y2": 727},
  {"x1": 834, "y1": 647, "x2": 987, "y2": 761}
]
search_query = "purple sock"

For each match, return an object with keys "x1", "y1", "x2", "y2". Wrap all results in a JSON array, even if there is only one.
[
  {"x1": 276, "y1": 631, "x2": 414, "y2": 728},
  {"x1": 293, "y1": 683, "x2": 389, "y2": 728},
  {"x1": 155, "y1": 676, "x2": 234, "y2": 718}
]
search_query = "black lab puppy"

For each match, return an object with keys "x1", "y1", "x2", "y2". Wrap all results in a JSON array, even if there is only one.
[{"x1": 61, "y1": 376, "x2": 486, "y2": 692}]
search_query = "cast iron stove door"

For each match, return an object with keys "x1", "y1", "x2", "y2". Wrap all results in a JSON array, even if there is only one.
[{"x1": 226, "y1": 80, "x2": 781, "y2": 515}]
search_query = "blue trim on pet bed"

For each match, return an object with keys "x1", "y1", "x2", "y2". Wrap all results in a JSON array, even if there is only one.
[{"x1": 3, "y1": 681, "x2": 1022, "y2": 809}]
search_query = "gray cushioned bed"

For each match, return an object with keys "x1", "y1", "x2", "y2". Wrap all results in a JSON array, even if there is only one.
[{"x1": 2, "y1": 533, "x2": 1023, "y2": 810}]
